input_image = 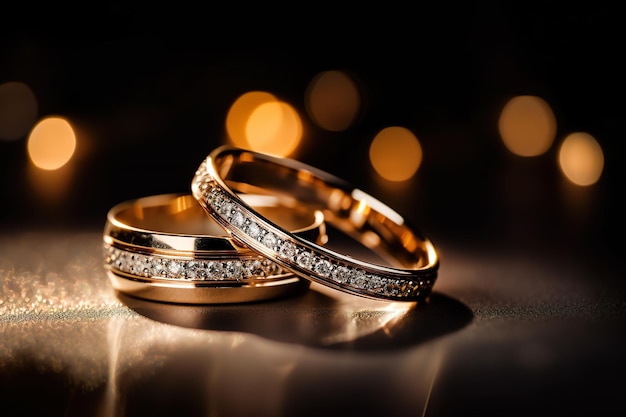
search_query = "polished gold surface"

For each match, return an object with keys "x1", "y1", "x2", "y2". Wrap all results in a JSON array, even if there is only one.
[
  {"x1": 192, "y1": 146, "x2": 439, "y2": 302},
  {"x1": 107, "y1": 270, "x2": 311, "y2": 304}
]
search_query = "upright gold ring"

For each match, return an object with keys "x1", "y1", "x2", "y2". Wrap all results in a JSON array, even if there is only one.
[
  {"x1": 191, "y1": 146, "x2": 439, "y2": 303},
  {"x1": 103, "y1": 193, "x2": 326, "y2": 304}
]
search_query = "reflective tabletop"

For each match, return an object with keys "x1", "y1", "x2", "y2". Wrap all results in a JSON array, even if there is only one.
[{"x1": 1, "y1": 230, "x2": 623, "y2": 416}]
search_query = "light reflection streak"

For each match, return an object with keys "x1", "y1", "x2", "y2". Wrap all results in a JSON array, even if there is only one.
[
  {"x1": 351, "y1": 188, "x2": 404, "y2": 226},
  {"x1": 102, "y1": 317, "x2": 123, "y2": 417},
  {"x1": 421, "y1": 346, "x2": 446, "y2": 417}
]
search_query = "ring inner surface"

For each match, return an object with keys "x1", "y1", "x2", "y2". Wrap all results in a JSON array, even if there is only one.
[{"x1": 115, "y1": 194, "x2": 319, "y2": 235}]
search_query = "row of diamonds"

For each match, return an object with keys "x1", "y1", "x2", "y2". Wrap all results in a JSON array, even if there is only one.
[
  {"x1": 103, "y1": 244, "x2": 287, "y2": 281},
  {"x1": 201, "y1": 182, "x2": 432, "y2": 299}
]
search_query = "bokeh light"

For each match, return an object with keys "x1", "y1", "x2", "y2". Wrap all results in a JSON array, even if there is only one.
[
  {"x1": 558, "y1": 132, "x2": 604, "y2": 186},
  {"x1": 305, "y1": 70, "x2": 360, "y2": 132},
  {"x1": 498, "y1": 95, "x2": 557, "y2": 157},
  {"x1": 245, "y1": 100, "x2": 302, "y2": 157},
  {"x1": 0, "y1": 81, "x2": 38, "y2": 141},
  {"x1": 369, "y1": 126, "x2": 422, "y2": 182},
  {"x1": 27, "y1": 117, "x2": 77, "y2": 170},
  {"x1": 226, "y1": 91, "x2": 277, "y2": 149}
]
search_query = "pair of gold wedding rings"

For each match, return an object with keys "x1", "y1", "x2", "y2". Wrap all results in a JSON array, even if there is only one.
[{"x1": 103, "y1": 146, "x2": 439, "y2": 304}]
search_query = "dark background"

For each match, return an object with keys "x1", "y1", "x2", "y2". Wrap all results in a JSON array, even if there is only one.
[
  {"x1": 1, "y1": 5, "x2": 621, "y2": 253},
  {"x1": 1, "y1": 4, "x2": 625, "y2": 416}
]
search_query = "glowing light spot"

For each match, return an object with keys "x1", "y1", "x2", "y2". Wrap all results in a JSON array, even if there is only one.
[
  {"x1": 226, "y1": 91, "x2": 277, "y2": 148},
  {"x1": 558, "y1": 132, "x2": 604, "y2": 186},
  {"x1": 0, "y1": 81, "x2": 38, "y2": 141},
  {"x1": 498, "y1": 95, "x2": 556, "y2": 157},
  {"x1": 369, "y1": 126, "x2": 422, "y2": 182},
  {"x1": 245, "y1": 101, "x2": 302, "y2": 157},
  {"x1": 305, "y1": 70, "x2": 360, "y2": 132},
  {"x1": 27, "y1": 117, "x2": 76, "y2": 170}
]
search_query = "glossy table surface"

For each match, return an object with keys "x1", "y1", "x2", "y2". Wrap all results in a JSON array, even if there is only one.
[{"x1": 1, "y1": 228, "x2": 623, "y2": 417}]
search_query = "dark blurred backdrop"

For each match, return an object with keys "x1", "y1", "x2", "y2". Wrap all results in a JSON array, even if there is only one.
[{"x1": 0, "y1": 4, "x2": 621, "y2": 262}]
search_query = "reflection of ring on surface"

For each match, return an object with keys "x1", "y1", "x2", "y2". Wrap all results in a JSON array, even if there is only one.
[
  {"x1": 116, "y1": 288, "x2": 473, "y2": 350},
  {"x1": 103, "y1": 193, "x2": 325, "y2": 304},
  {"x1": 191, "y1": 146, "x2": 440, "y2": 303}
]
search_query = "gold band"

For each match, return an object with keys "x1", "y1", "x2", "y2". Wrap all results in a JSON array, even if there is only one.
[
  {"x1": 106, "y1": 271, "x2": 310, "y2": 304},
  {"x1": 191, "y1": 146, "x2": 439, "y2": 302},
  {"x1": 103, "y1": 193, "x2": 325, "y2": 303}
]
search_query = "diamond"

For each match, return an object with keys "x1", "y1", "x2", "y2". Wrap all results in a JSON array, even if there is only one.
[
  {"x1": 245, "y1": 259, "x2": 264, "y2": 276},
  {"x1": 185, "y1": 262, "x2": 198, "y2": 279},
  {"x1": 262, "y1": 232, "x2": 277, "y2": 250},
  {"x1": 332, "y1": 264, "x2": 350, "y2": 283},
  {"x1": 246, "y1": 222, "x2": 261, "y2": 239},
  {"x1": 313, "y1": 257, "x2": 331, "y2": 277},
  {"x1": 225, "y1": 260, "x2": 242, "y2": 279},
  {"x1": 367, "y1": 275, "x2": 384, "y2": 291},
  {"x1": 207, "y1": 261, "x2": 224, "y2": 280},
  {"x1": 220, "y1": 201, "x2": 233, "y2": 217},
  {"x1": 351, "y1": 270, "x2": 368, "y2": 288},
  {"x1": 279, "y1": 240, "x2": 296, "y2": 259},
  {"x1": 196, "y1": 263, "x2": 209, "y2": 280},
  {"x1": 296, "y1": 250, "x2": 312, "y2": 269},
  {"x1": 133, "y1": 256, "x2": 149, "y2": 276},
  {"x1": 168, "y1": 260, "x2": 181, "y2": 276},
  {"x1": 383, "y1": 280, "x2": 401, "y2": 296},
  {"x1": 232, "y1": 210, "x2": 245, "y2": 228}
]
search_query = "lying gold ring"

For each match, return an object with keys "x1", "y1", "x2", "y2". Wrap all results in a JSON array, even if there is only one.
[
  {"x1": 103, "y1": 193, "x2": 326, "y2": 304},
  {"x1": 191, "y1": 146, "x2": 439, "y2": 303}
]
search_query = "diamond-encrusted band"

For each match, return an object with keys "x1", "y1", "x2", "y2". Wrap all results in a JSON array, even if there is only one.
[
  {"x1": 191, "y1": 146, "x2": 440, "y2": 302},
  {"x1": 103, "y1": 193, "x2": 325, "y2": 303},
  {"x1": 103, "y1": 243, "x2": 288, "y2": 281}
]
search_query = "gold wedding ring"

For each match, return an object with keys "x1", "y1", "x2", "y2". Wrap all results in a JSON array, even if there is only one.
[
  {"x1": 103, "y1": 193, "x2": 326, "y2": 304},
  {"x1": 191, "y1": 146, "x2": 439, "y2": 302}
]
